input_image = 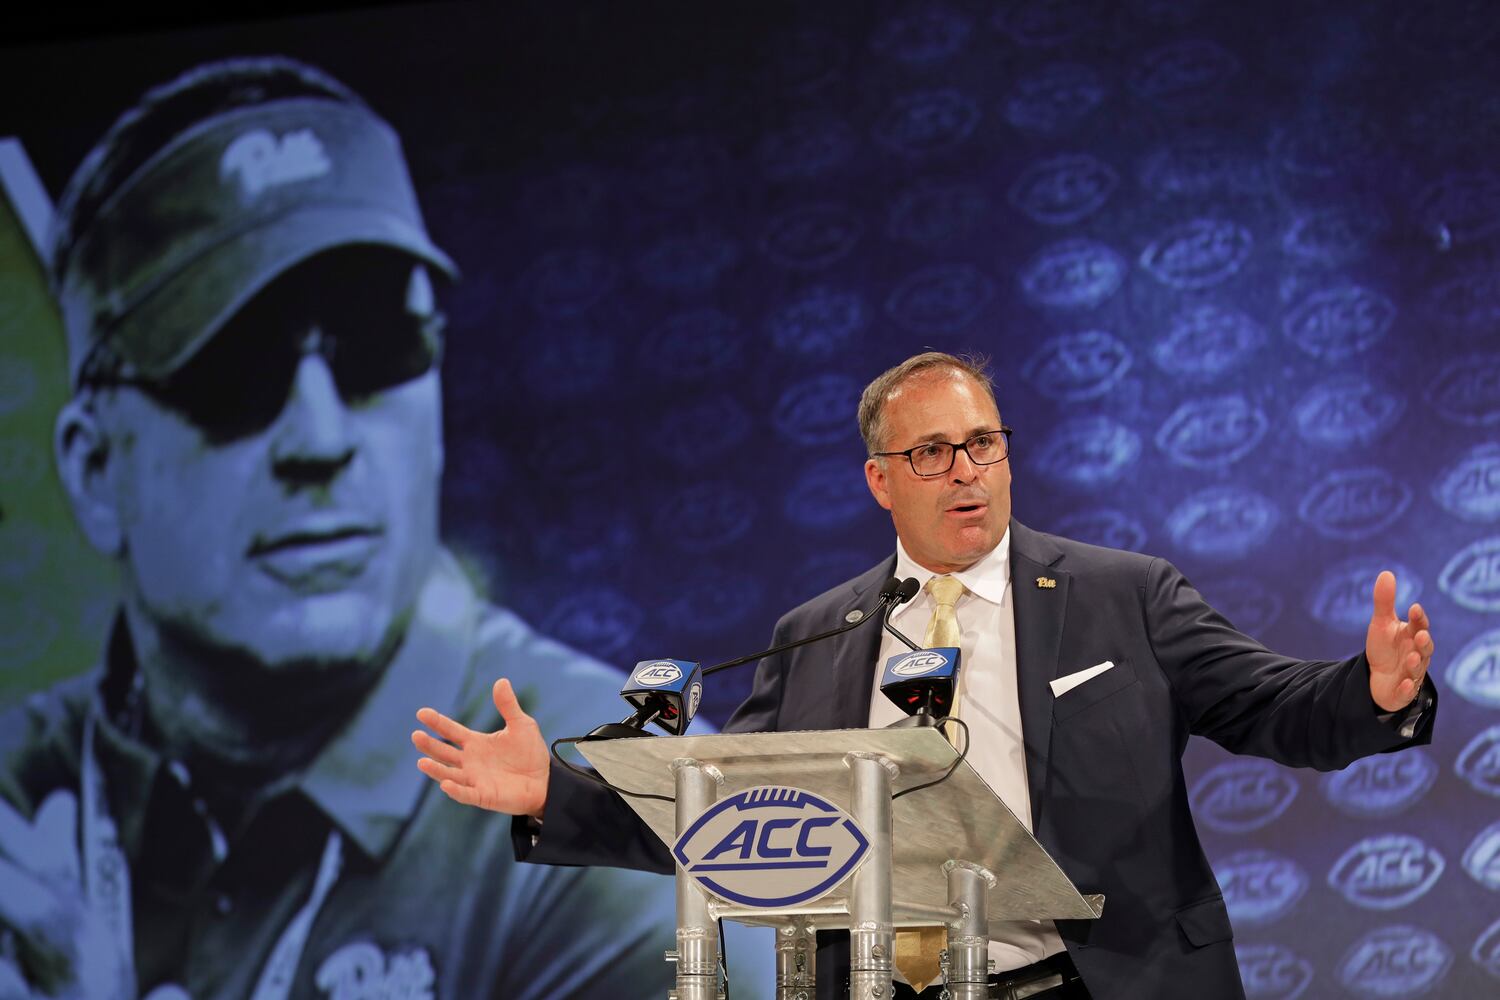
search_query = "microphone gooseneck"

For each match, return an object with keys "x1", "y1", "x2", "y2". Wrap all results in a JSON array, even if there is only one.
[
  {"x1": 882, "y1": 579, "x2": 921, "y2": 651},
  {"x1": 701, "y1": 575, "x2": 918, "y2": 677}
]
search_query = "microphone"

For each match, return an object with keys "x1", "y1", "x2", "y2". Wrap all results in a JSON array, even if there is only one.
[
  {"x1": 584, "y1": 576, "x2": 921, "y2": 741},
  {"x1": 883, "y1": 578, "x2": 921, "y2": 652},
  {"x1": 585, "y1": 659, "x2": 704, "y2": 740},
  {"x1": 879, "y1": 647, "x2": 960, "y2": 727},
  {"x1": 621, "y1": 659, "x2": 704, "y2": 736}
]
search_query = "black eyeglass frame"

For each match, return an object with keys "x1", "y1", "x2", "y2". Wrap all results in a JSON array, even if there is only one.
[{"x1": 872, "y1": 426, "x2": 1013, "y2": 477}]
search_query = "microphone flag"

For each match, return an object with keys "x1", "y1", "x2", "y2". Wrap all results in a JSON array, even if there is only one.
[
  {"x1": 879, "y1": 647, "x2": 960, "y2": 718},
  {"x1": 620, "y1": 659, "x2": 704, "y2": 735}
]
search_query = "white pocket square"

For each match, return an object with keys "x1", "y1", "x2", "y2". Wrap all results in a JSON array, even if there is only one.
[{"x1": 1050, "y1": 661, "x2": 1115, "y2": 698}]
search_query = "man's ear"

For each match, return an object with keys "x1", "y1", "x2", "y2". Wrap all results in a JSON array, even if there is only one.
[
  {"x1": 865, "y1": 457, "x2": 893, "y2": 511},
  {"x1": 54, "y1": 396, "x2": 124, "y2": 556}
]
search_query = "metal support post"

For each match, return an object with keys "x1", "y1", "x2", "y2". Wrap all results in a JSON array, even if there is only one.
[
  {"x1": 775, "y1": 916, "x2": 817, "y2": 1000},
  {"x1": 670, "y1": 758, "x2": 723, "y2": 1000},
  {"x1": 845, "y1": 752, "x2": 898, "y2": 1000},
  {"x1": 942, "y1": 861, "x2": 996, "y2": 1000}
]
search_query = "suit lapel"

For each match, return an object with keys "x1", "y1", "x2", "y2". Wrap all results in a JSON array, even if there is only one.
[
  {"x1": 1008, "y1": 521, "x2": 1069, "y2": 827},
  {"x1": 826, "y1": 556, "x2": 897, "y2": 730}
]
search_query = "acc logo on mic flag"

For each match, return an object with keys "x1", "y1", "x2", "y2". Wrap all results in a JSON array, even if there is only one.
[
  {"x1": 673, "y1": 787, "x2": 870, "y2": 908},
  {"x1": 621, "y1": 659, "x2": 703, "y2": 736},
  {"x1": 888, "y1": 650, "x2": 953, "y2": 677},
  {"x1": 631, "y1": 661, "x2": 684, "y2": 686}
]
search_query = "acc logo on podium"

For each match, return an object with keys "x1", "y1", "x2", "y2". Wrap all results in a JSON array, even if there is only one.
[{"x1": 673, "y1": 787, "x2": 870, "y2": 907}]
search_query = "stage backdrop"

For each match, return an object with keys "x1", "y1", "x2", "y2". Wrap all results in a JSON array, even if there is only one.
[{"x1": 1, "y1": 1, "x2": 1497, "y2": 997}]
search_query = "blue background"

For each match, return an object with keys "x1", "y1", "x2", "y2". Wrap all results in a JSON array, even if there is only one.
[{"x1": 2, "y1": 1, "x2": 1498, "y2": 996}]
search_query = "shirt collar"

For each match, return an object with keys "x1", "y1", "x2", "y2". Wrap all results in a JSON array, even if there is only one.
[{"x1": 891, "y1": 527, "x2": 1012, "y2": 620}]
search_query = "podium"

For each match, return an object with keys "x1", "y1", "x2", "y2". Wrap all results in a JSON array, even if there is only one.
[{"x1": 578, "y1": 728, "x2": 1104, "y2": 1000}]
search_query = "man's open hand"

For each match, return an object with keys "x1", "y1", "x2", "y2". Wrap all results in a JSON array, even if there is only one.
[
  {"x1": 0, "y1": 791, "x2": 133, "y2": 1000},
  {"x1": 1365, "y1": 570, "x2": 1434, "y2": 713},
  {"x1": 412, "y1": 678, "x2": 551, "y2": 818}
]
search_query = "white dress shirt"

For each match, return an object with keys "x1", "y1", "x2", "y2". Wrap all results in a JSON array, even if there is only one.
[{"x1": 869, "y1": 529, "x2": 1068, "y2": 972}]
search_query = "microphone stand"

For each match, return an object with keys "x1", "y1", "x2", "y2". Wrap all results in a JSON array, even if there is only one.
[
  {"x1": 583, "y1": 578, "x2": 922, "y2": 741},
  {"x1": 702, "y1": 578, "x2": 916, "y2": 677}
]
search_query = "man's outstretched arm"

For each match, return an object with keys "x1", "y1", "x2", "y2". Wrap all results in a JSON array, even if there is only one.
[
  {"x1": 412, "y1": 678, "x2": 672, "y2": 872},
  {"x1": 1151, "y1": 561, "x2": 1436, "y2": 769}
]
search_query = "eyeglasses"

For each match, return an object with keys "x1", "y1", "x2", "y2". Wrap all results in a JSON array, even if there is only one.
[
  {"x1": 84, "y1": 256, "x2": 444, "y2": 441},
  {"x1": 873, "y1": 427, "x2": 1012, "y2": 477}
]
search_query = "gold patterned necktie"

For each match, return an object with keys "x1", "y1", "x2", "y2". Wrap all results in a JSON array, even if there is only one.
[
  {"x1": 925, "y1": 575, "x2": 967, "y2": 733},
  {"x1": 923, "y1": 574, "x2": 966, "y2": 650},
  {"x1": 894, "y1": 574, "x2": 968, "y2": 992}
]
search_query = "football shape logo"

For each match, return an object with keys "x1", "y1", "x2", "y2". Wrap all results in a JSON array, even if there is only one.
[{"x1": 673, "y1": 787, "x2": 870, "y2": 908}]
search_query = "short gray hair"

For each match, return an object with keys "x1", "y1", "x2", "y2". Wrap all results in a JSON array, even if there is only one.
[{"x1": 858, "y1": 352, "x2": 997, "y2": 456}]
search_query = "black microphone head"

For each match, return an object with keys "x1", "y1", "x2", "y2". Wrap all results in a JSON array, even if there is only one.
[
  {"x1": 878, "y1": 576, "x2": 902, "y2": 599},
  {"x1": 895, "y1": 577, "x2": 921, "y2": 604}
]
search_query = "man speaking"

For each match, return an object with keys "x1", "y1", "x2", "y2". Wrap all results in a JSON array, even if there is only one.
[{"x1": 413, "y1": 352, "x2": 1436, "y2": 1000}]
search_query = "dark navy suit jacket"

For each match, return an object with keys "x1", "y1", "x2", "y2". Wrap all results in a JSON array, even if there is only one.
[{"x1": 518, "y1": 521, "x2": 1434, "y2": 1000}]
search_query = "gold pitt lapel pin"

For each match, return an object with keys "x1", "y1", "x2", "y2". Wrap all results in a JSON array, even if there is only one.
[{"x1": 1035, "y1": 576, "x2": 1057, "y2": 589}]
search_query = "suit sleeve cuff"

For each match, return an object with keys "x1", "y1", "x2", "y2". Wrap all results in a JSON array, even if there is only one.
[{"x1": 1374, "y1": 676, "x2": 1435, "y2": 740}]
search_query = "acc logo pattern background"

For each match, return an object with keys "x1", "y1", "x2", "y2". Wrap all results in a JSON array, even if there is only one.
[{"x1": 1, "y1": 1, "x2": 1497, "y2": 996}]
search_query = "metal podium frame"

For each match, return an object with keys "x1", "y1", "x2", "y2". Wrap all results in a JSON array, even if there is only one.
[{"x1": 578, "y1": 728, "x2": 1104, "y2": 1000}]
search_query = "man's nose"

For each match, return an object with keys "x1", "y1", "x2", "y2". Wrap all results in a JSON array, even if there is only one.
[
  {"x1": 949, "y1": 446, "x2": 979, "y2": 484},
  {"x1": 270, "y1": 350, "x2": 355, "y2": 482}
]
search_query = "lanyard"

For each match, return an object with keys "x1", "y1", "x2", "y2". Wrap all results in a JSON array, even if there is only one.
[{"x1": 80, "y1": 713, "x2": 344, "y2": 1000}]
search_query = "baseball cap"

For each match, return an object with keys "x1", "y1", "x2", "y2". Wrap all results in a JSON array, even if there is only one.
[{"x1": 55, "y1": 94, "x2": 458, "y2": 387}]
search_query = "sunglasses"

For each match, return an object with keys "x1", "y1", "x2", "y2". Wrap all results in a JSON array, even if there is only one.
[{"x1": 89, "y1": 257, "x2": 444, "y2": 440}]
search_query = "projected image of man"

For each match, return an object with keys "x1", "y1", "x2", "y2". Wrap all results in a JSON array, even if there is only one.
[{"x1": 0, "y1": 57, "x2": 673, "y2": 1000}]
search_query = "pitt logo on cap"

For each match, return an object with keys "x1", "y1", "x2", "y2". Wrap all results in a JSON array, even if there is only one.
[{"x1": 221, "y1": 128, "x2": 331, "y2": 198}]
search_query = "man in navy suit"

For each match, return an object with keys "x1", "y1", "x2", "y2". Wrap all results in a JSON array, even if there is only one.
[{"x1": 413, "y1": 352, "x2": 1436, "y2": 1000}]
